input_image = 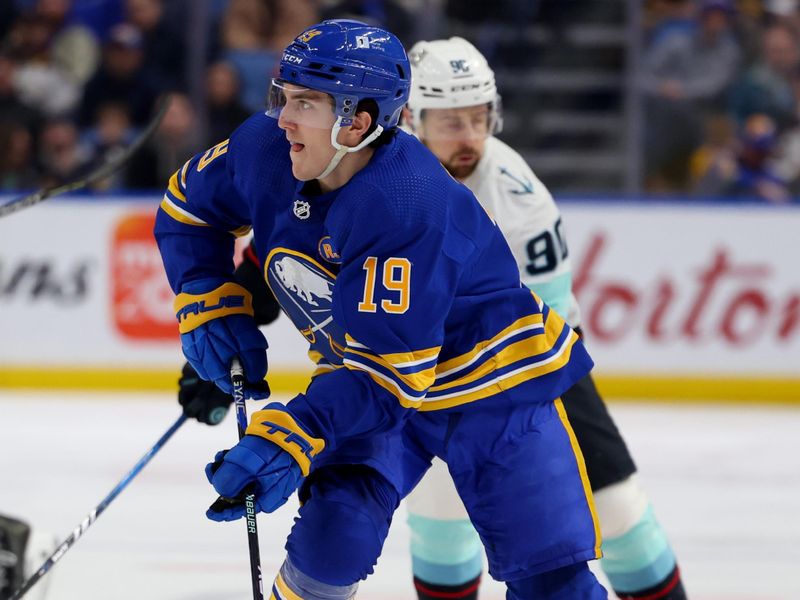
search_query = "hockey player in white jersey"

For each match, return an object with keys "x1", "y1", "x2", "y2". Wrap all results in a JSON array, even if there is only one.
[{"x1": 402, "y1": 37, "x2": 688, "y2": 600}]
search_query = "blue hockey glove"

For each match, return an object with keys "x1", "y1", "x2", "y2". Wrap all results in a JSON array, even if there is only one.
[
  {"x1": 205, "y1": 404, "x2": 326, "y2": 520},
  {"x1": 175, "y1": 279, "x2": 269, "y2": 396}
]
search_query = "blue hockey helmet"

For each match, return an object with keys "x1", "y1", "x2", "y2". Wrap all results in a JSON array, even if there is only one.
[{"x1": 277, "y1": 19, "x2": 411, "y2": 129}]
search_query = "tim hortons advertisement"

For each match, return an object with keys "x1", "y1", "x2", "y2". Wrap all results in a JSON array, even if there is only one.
[
  {"x1": 560, "y1": 202, "x2": 799, "y2": 378},
  {"x1": 0, "y1": 197, "x2": 797, "y2": 397}
]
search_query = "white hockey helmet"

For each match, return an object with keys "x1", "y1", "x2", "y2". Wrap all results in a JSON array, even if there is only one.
[{"x1": 406, "y1": 37, "x2": 502, "y2": 135}]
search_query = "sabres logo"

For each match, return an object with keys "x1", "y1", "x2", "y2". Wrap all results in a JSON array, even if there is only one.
[
  {"x1": 318, "y1": 236, "x2": 342, "y2": 264},
  {"x1": 298, "y1": 29, "x2": 322, "y2": 43},
  {"x1": 267, "y1": 249, "x2": 346, "y2": 364}
]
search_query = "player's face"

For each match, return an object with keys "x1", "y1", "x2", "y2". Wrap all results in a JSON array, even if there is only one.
[
  {"x1": 418, "y1": 105, "x2": 491, "y2": 180},
  {"x1": 272, "y1": 82, "x2": 338, "y2": 181}
]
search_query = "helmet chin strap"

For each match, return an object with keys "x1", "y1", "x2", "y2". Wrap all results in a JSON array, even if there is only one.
[{"x1": 316, "y1": 116, "x2": 384, "y2": 181}]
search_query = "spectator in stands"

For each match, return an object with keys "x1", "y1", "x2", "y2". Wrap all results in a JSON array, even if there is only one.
[
  {"x1": 126, "y1": 92, "x2": 202, "y2": 190},
  {"x1": 0, "y1": 52, "x2": 41, "y2": 134},
  {"x1": 83, "y1": 101, "x2": 137, "y2": 191},
  {"x1": 220, "y1": 0, "x2": 318, "y2": 112},
  {"x1": 219, "y1": 0, "x2": 273, "y2": 112},
  {"x1": 37, "y1": 118, "x2": 92, "y2": 187},
  {"x1": 642, "y1": 0, "x2": 741, "y2": 191},
  {"x1": 645, "y1": 0, "x2": 696, "y2": 47},
  {"x1": 67, "y1": 0, "x2": 125, "y2": 42},
  {"x1": 34, "y1": 0, "x2": 101, "y2": 86},
  {"x1": 4, "y1": 12, "x2": 81, "y2": 117},
  {"x1": 729, "y1": 22, "x2": 800, "y2": 130},
  {"x1": 79, "y1": 23, "x2": 157, "y2": 127},
  {"x1": 204, "y1": 60, "x2": 250, "y2": 145},
  {"x1": 0, "y1": 121, "x2": 38, "y2": 191},
  {"x1": 692, "y1": 113, "x2": 791, "y2": 202},
  {"x1": 765, "y1": 67, "x2": 800, "y2": 194},
  {"x1": 125, "y1": 0, "x2": 186, "y2": 92}
]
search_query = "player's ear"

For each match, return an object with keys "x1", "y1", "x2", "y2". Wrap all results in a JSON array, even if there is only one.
[{"x1": 351, "y1": 108, "x2": 373, "y2": 139}]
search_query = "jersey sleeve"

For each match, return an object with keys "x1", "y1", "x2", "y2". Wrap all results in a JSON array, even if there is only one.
[
  {"x1": 283, "y1": 186, "x2": 465, "y2": 451},
  {"x1": 493, "y1": 161, "x2": 575, "y2": 319},
  {"x1": 154, "y1": 139, "x2": 252, "y2": 293}
]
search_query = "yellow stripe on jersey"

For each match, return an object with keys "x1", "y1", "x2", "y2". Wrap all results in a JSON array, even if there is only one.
[
  {"x1": 345, "y1": 347, "x2": 436, "y2": 393},
  {"x1": 159, "y1": 197, "x2": 209, "y2": 227},
  {"x1": 273, "y1": 573, "x2": 304, "y2": 600},
  {"x1": 435, "y1": 313, "x2": 544, "y2": 378},
  {"x1": 430, "y1": 336, "x2": 551, "y2": 393},
  {"x1": 554, "y1": 397, "x2": 603, "y2": 559},
  {"x1": 307, "y1": 350, "x2": 343, "y2": 378},
  {"x1": 419, "y1": 331, "x2": 579, "y2": 411},
  {"x1": 344, "y1": 362, "x2": 424, "y2": 409},
  {"x1": 345, "y1": 334, "x2": 440, "y2": 368},
  {"x1": 230, "y1": 224, "x2": 253, "y2": 237},
  {"x1": 167, "y1": 170, "x2": 186, "y2": 202},
  {"x1": 179, "y1": 159, "x2": 190, "y2": 188}
]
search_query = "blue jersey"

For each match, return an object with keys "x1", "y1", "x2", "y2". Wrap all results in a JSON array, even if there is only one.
[{"x1": 155, "y1": 113, "x2": 593, "y2": 453}]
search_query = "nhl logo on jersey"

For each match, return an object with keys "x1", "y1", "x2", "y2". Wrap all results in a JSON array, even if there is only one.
[{"x1": 293, "y1": 200, "x2": 311, "y2": 220}]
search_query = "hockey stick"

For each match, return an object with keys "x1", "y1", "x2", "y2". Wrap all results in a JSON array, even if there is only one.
[
  {"x1": 0, "y1": 94, "x2": 171, "y2": 219},
  {"x1": 10, "y1": 413, "x2": 187, "y2": 600},
  {"x1": 227, "y1": 358, "x2": 264, "y2": 600}
]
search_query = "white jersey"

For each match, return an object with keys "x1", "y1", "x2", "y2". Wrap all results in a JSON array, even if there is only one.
[{"x1": 462, "y1": 136, "x2": 581, "y2": 326}]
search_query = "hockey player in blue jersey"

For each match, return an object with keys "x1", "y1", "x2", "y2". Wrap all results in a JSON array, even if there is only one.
[{"x1": 155, "y1": 20, "x2": 608, "y2": 599}]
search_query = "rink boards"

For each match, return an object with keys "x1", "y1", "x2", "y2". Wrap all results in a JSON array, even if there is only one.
[{"x1": 0, "y1": 195, "x2": 797, "y2": 402}]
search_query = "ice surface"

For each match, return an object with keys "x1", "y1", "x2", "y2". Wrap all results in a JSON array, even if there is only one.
[{"x1": 1, "y1": 391, "x2": 798, "y2": 599}]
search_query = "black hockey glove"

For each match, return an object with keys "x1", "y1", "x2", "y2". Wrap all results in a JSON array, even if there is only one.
[{"x1": 178, "y1": 361, "x2": 234, "y2": 425}]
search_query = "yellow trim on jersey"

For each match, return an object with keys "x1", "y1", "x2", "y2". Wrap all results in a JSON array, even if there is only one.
[
  {"x1": 554, "y1": 397, "x2": 603, "y2": 559},
  {"x1": 273, "y1": 573, "x2": 304, "y2": 600},
  {"x1": 247, "y1": 409, "x2": 325, "y2": 477},
  {"x1": 230, "y1": 225, "x2": 253, "y2": 237},
  {"x1": 167, "y1": 170, "x2": 186, "y2": 202},
  {"x1": 345, "y1": 347, "x2": 436, "y2": 393},
  {"x1": 173, "y1": 282, "x2": 254, "y2": 334},
  {"x1": 179, "y1": 159, "x2": 190, "y2": 188},
  {"x1": 344, "y1": 363, "x2": 424, "y2": 409},
  {"x1": 419, "y1": 332, "x2": 578, "y2": 411},
  {"x1": 159, "y1": 197, "x2": 209, "y2": 227},
  {"x1": 311, "y1": 363, "x2": 341, "y2": 378},
  {"x1": 344, "y1": 334, "x2": 440, "y2": 367},
  {"x1": 435, "y1": 313, "x2": 544, "y2": 377},
  {"x1": 307, "y1": 350, "x2": 343, "y2": 379},
  {"x1": 430, "y1": 311, "x2": 567, "y2": 393}
]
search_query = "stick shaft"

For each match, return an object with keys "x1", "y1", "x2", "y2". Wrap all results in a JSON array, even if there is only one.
[
  {"x1": 10, "y1": 414, "x2": 186, "y2": 600},
  {"x1": 230, "y1": 358, "x2": 264, "y2": 600}
]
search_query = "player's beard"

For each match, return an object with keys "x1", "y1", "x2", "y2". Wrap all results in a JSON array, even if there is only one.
[{"x1": 443, "y1": 147, "x2": 481, "y2": 180}]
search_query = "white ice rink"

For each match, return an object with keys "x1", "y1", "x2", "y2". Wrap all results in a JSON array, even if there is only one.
[{"x1": 2, "y1": 391, "x2": 799, "y2": 600}]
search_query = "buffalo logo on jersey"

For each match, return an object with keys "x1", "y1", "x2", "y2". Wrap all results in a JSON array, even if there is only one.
[
  {"x1": 266, "y1": 249, "x2": 346, "y2": 364},
  {"x1": 317, "y1": 235, "x2": 342, "y2": 264}
]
